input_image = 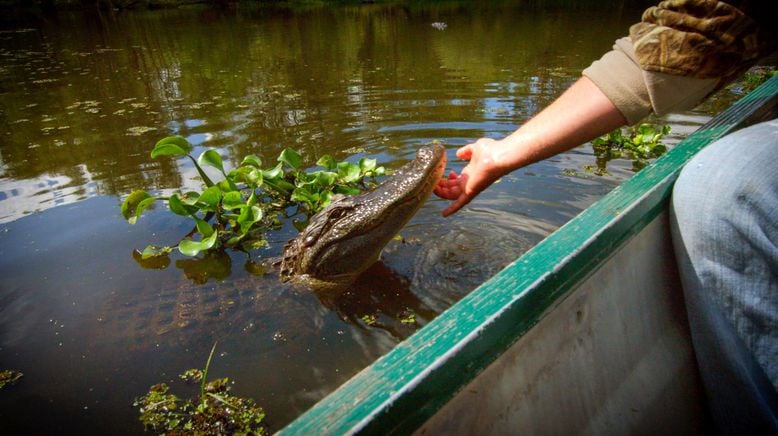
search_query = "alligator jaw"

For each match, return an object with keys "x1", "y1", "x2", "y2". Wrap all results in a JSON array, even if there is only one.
[{"x1": 279, "y1": 143, "x2": 446, "y2": 287}]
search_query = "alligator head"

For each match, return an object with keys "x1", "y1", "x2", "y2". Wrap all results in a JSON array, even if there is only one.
[{"x1": 279, "y1": 143, "x2": 446, "y2": 287}]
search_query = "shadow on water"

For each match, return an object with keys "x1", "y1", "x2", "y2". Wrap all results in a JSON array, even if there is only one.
[{"x1": 317, "y1": 261, "x2": 440, "y2": 342}]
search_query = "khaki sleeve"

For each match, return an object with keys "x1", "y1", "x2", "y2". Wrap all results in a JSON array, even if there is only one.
[{"x1": 583, "y1": 37, "x2": 718, "y2": 125}]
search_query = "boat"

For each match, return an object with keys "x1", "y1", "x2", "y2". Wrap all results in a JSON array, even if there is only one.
[{"x1": 279, "y1": 75, "x2": 778, "y2": 435}]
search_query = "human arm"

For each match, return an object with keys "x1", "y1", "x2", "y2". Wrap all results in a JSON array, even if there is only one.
[
  {"x1": 434, "y1": 76, "x2": 627, "y2": 217},
  {"x1": 435, "y1": 0, "x2": 776, "y2": 217}
]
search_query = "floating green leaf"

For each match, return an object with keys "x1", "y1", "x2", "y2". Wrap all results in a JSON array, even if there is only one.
[
  {"x1": 168, "y1": 193, "x2": 198, "y2": 216},
  {"x1": 291, "y1": 187, "x2": 317, "y2": 206},
  {"x1": 262, "y1": 162, "x2": 283, "y2": 180},
  {"x1": 140, "y1": 245, "x2": 174, "y2": 259},
  {"x1": 316, "y1": 155, "x2": 337, "y2": 171},
  {"x1": 278, "y1": 148, "x2": 302, "y2": 170},
  {"x1": 132, "y1": 248, "x2": 171, "y2": 270},
  {"x1": 314, "y1": 171, "x2": 338, "y2": 188},
  {"x1": 178, "y1": 231, "x2": 219, "y2": 257},
  {"x1": 337, "y1": 161, "x2": 361, "y2": 183},
  {"x1": 150, "y1": 136, "x2": 192, "y2": 158},
  {"x1": 334, "y1": 185, "x2": 361, "y2": 195},
  {"x1": 230, "y1": 166, "x2": 262, "y2": 188},
  {"x1": 241, "y1": 154, "x2": 262, "y2": 168},
  {"x1": 591, "y1": 123, "x2": 671, "y2": 174},
  {"x1": 359, "y1": 157, "x2": 377, "y2": 173},
  {"x1": 217, "y1": 179, "x2": 238, "y2": 193},
  {"x1": 222, "y1": 191, "x2": 244, "y2": 210},
  {"x1": 198, "y1": 186, "x2": 222, "y2": 211},
  {"x1": 121, "y1": 190, "x2": 156, "y2": 224},
  {"x1": 238, "y1": 205, "x2": 263, "y2": 234},
  {"x1": 319, "y1": 191, "x2": 334, "y2": 209},
  {"x1": 198, "y1": 149, "x2": 226, "y2": 175},
  {"x1": 193, "y1": 216, "x2": 214, "y2": 237},
  {"x1": 180, "y1": 191, "x2": 201, "y2": 206}
]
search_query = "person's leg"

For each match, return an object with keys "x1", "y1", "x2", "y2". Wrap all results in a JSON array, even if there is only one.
[{"x1": 670, "y1": 119, "x2": 778, "y2": 434}]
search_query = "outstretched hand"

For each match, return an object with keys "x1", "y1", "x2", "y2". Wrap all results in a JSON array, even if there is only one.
[
  {"x1": 434, "y1": 77, "x2": 629, "y2": 217},
  {"x1": 433, "y1": 138, "x2": 507, "y2": 217}
]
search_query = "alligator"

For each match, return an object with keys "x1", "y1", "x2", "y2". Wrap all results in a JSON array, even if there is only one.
[
  {"x1": 278, "y1": 143, "x2": 446, "y2": 287},
  {"x1": 94, "y1": 144, "x2": 447, "y2": 349}
]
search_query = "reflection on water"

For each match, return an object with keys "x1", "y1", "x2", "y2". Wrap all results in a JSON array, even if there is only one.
[
  {"x1": 0, "y1": 1, "x2": 744, "y2": 433},
  {"x1": 0, "y1": 2, "x2": 635, "y2": 223}
]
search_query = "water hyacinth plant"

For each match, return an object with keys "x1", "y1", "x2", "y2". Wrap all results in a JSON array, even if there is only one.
[
  {"x1": 134, "y1": 344, "x2": 266, "y2": 435},
  {"x1": 121, "y1": 136, "x2": 385, "y2": 258},
  {"x1": 589, "y1": 123, "x2": 671, "y2": 173}
]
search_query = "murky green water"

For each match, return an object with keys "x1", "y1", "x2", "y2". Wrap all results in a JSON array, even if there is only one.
[{"x1": 0, "y1": 2, "x2": 743, "y2": 433}]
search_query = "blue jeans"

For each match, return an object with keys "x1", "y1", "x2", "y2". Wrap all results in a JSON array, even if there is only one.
[{"x1": 670, "y1": 119, "x2": 778, "y2": 434}]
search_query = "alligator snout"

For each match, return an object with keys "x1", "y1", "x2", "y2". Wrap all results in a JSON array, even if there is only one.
[{"x1": 279, "y1": 143, "x2": 446, "y2": 287}]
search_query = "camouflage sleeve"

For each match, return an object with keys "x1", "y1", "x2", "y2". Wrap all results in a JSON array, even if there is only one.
[
  {"x1": 629, "y1": 0, "x2": 776, "y2": 82},
  {"x1": 584, "y1": 0, "x2": 776, "y2": 124},
  {"x1": 583, "y1": 37, "x2": 718, "y2": 124}
]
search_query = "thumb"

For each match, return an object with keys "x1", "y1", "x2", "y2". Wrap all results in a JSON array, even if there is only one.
[{"x1": 456, "y1": 144, "x2": 474, "y2": 160}]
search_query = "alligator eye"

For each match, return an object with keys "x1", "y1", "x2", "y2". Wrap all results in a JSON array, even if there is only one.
[{"x1": 329, "y1": 210, "x2": 342, "y2": 219}]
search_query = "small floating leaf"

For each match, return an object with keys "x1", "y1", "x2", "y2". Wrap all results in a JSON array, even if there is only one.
[
  {"x1": 278, "y1": 148, "x2": 302, "y2": 170},
  {"x1": 132, "y1": 248, "x2": 171, "y2": 269},
  {"x1": 141, "y1": 245, "x2": 174, "y2": 259},
  {"x1": 241, "y1": 154, "x2": 262, "y2": 168},
  {"x1": 168, "y1": 193, "x2": 198, "y2": 216},
  {"x1": 126, "y1": 126, "x2": 156, "y2": 136},
  {"x1": 150, "y1": 136, "x2": 192, "y2": 158},
  {"x1": 337, "y1": 162, "x2": 361, "y2": 183},
  {"x1": 222, "y1": 191, "x2": 244, "y2": 210},
  {"x1": 334, "y1": 185, "x2": 361, "y2": 195},
  {"x1": 179, "y1": 369, "x2": 203, "y2": 384},
  {"x1": 198, "y1": 186, "x2": 222, "y2": 211},
  {"x1": 193, "y1": 216, "x2": 214, "y2": 238},
  {"x1": 178, "y1": 231, "x2": 219, "y2": 257},
  {"x1": 238, "y1": 205, "x2": 263, "y2": 234},
  {"x1": 121, "y1": 190, "x2": 156, "y2": 224},
  {"x1": 262, "y1": 162, "x2": 283, "y2": 180},
  {"x1": 359, "y1": 157, "x2": 377, "y2": 173},
  {"x1": 198, "y1": 149, "x2": 225, "y2": 174},
  {"x1": 316, "y1": 155, "x2": 337, "y2": 171},
  {"x1": 313, "y1": 171, "x2": 338, "y2": 188},
  {"x1": 244, "y1": 260, "x2": 268, "y2": 276},
  {"x1": 180, "y1": 191, "x2": 201, "y2": 206}
]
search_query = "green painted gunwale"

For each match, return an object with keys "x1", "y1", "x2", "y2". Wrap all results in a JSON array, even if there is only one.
[{"x1": 279, "y1": 76, "x2": 778, "y2": 435}]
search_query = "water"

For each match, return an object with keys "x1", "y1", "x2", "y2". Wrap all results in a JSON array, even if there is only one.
[{"x1": 0, "y1": 2, "x2": 745, "y2": 433}]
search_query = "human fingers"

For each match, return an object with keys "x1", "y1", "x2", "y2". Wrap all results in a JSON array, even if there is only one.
[
  {"x1": 440, "y1": 173, "x2": 471, "y2": 217},
  {"x1": 441, "y1": 191, "x2": 471, "y2": 217},
  {"x1": 433, "y1": 171, "x2": 461, "y2": 200},
  {"x1": 456, "y1": 143, "x2": 473, "y2": 160}
]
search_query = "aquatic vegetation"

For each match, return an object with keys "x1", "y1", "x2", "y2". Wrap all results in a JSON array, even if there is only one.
[
  {"x1": 0, "y1": 370, "x2": 23, "y2": 389},
  {"x1": 735, "y1": 66, "x2": 776, "y2": 93},
  {"x1": 399, "y1": 310, "x2": 417, "y2": 324},
  {"x1": 121, "y1": 136, "x2": 385, "y2": 258},
  {"x1": 589, "y1": 123, "x2": 670, "y2": 173},
  {"x1": 134, "y1": 344, "x2": 266, "y2": 435},
  {"x1": 126, "y1": 126, "x2": 157, "y2": 136}
]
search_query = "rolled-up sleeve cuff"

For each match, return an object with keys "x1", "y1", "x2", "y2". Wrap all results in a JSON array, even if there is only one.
[
  {"x1": 584, "y1": 37, "x2": 721, "y2": 125},
  {"x1": 582, "y1": 37, "x2": 652, "y2": 125}
]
